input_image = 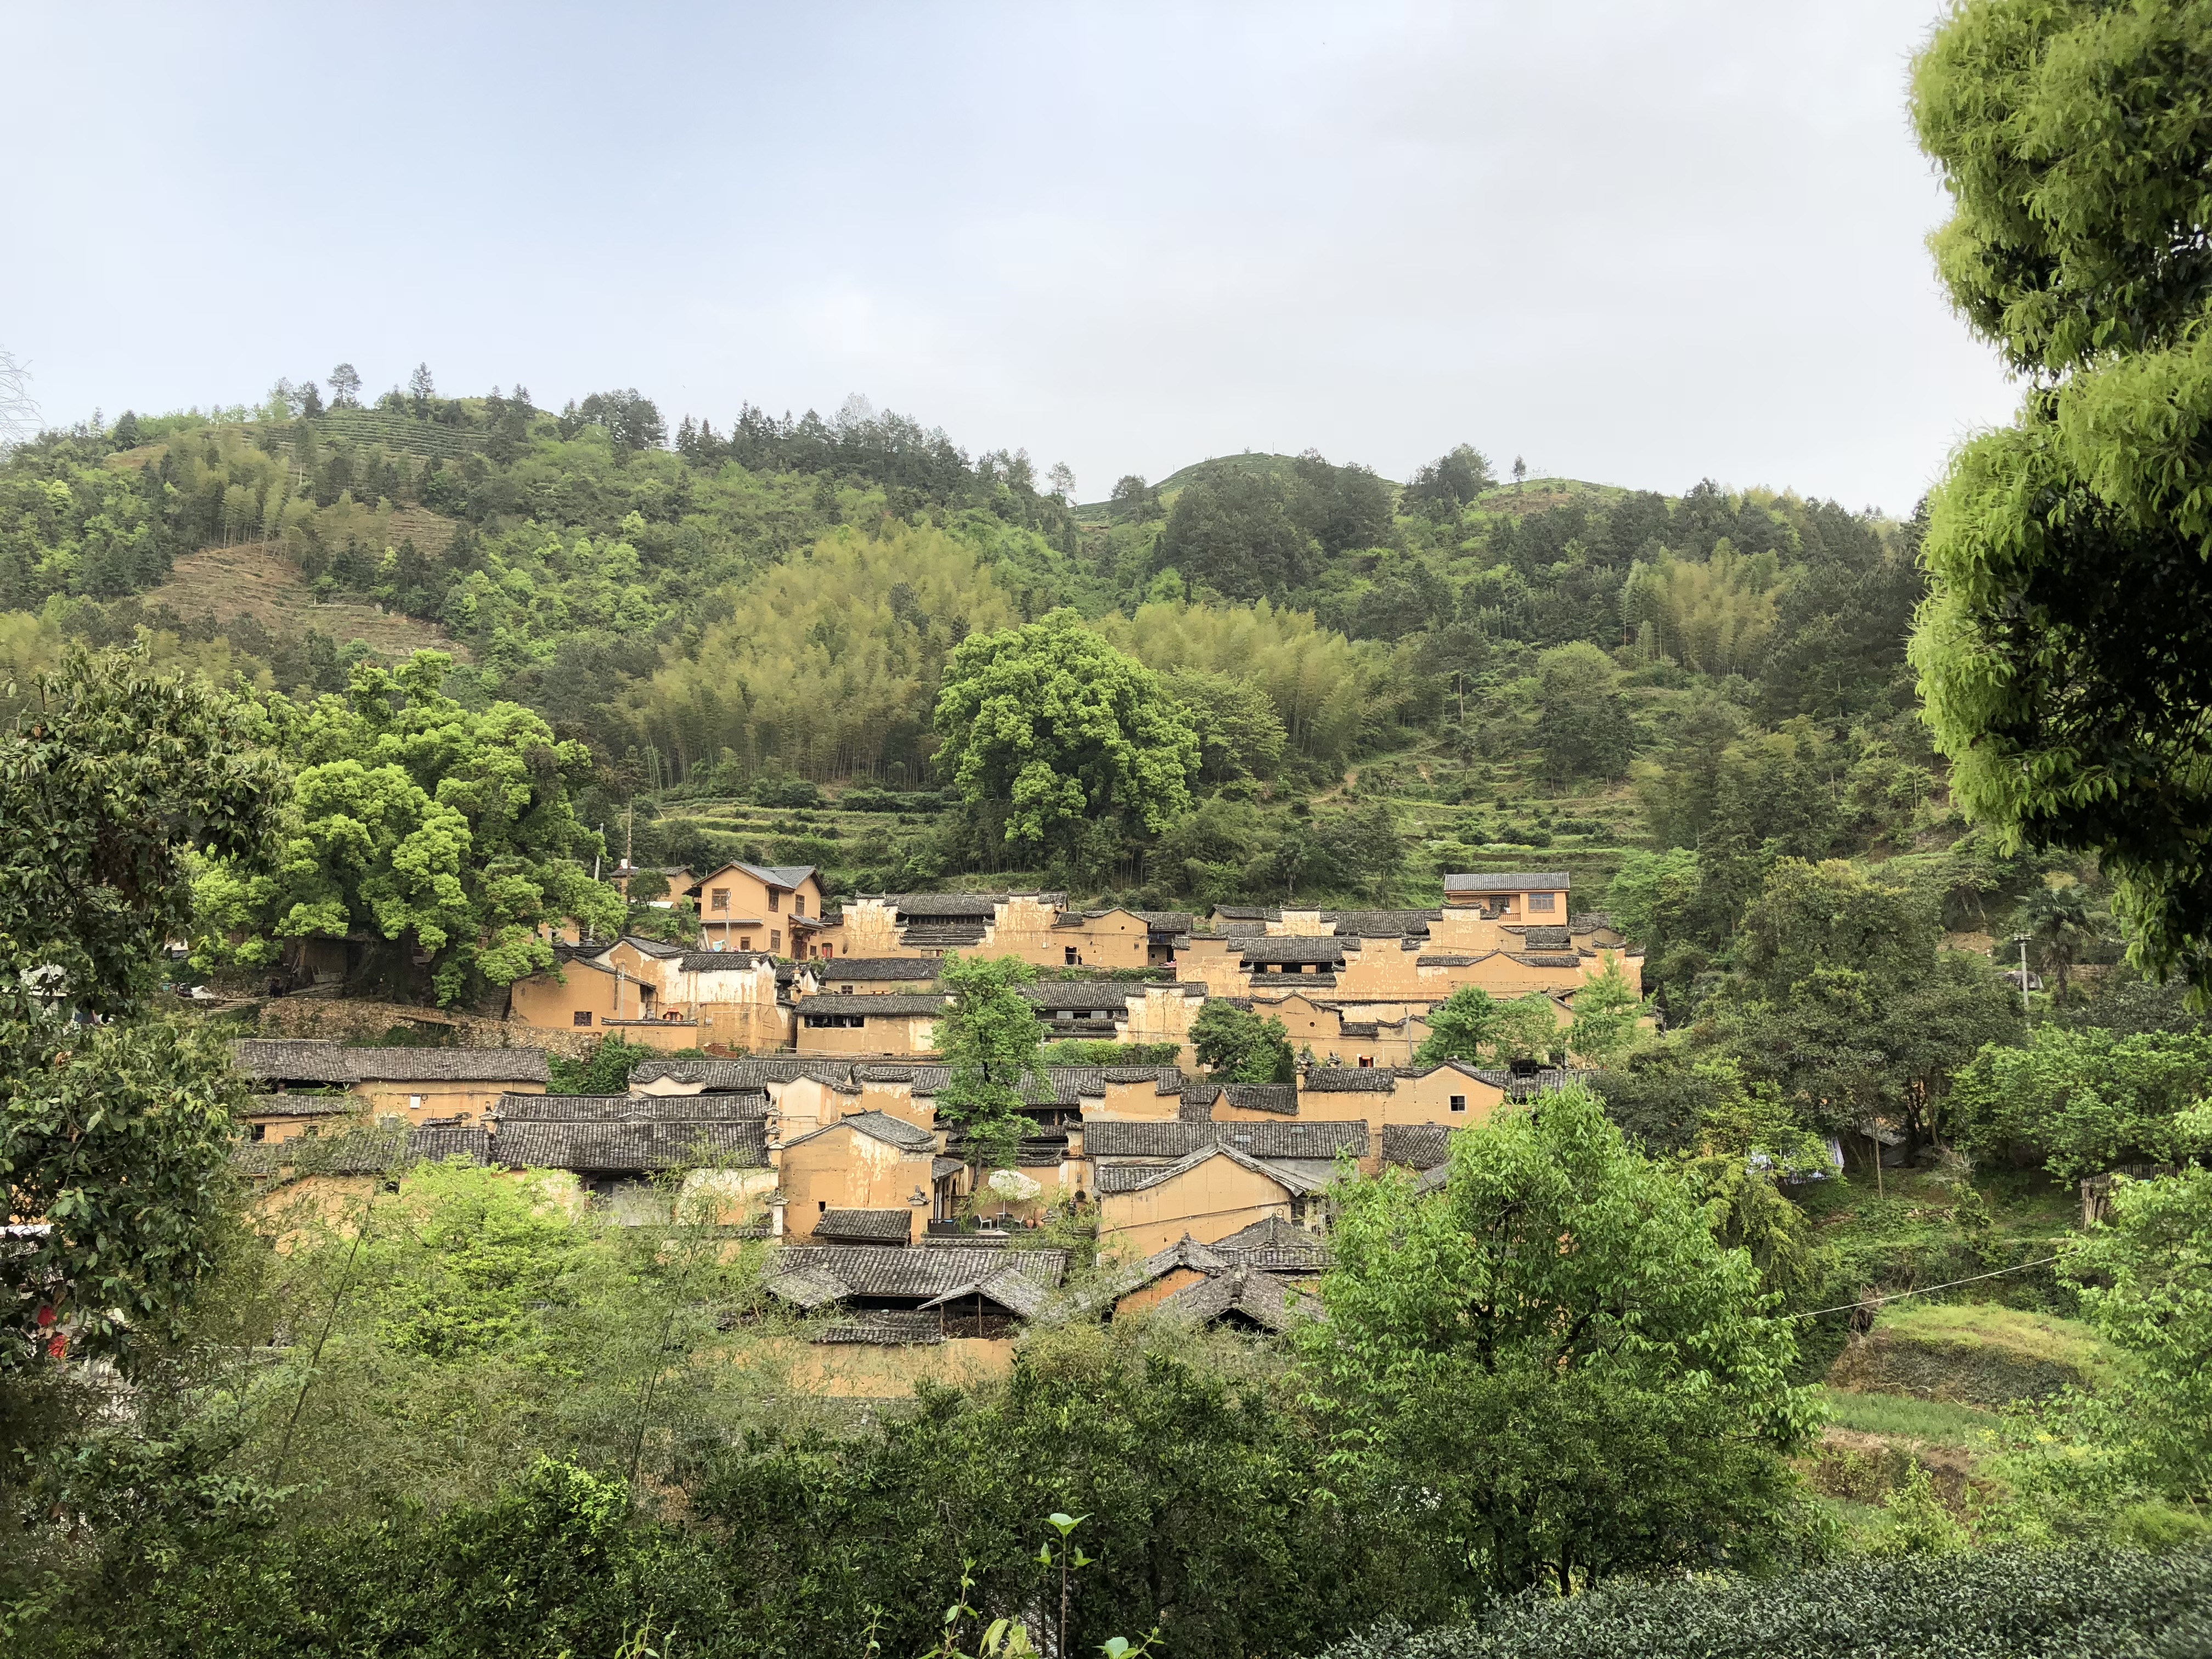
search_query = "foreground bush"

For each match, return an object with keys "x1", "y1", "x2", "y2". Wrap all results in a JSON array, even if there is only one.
[{"x1": 1314, "y1": 1544, "x2": 2212, "y2": 1659}]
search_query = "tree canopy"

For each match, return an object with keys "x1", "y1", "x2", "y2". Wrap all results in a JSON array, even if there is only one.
[
  {"x1": 932, "y1": 608, "x2": 1198, "y2": 864},
  {"x1": 1910, "y1": 0, "x2": 2212, "y2": 990},
  {"x1": 194, "y1": 651, "x2": 619, "y2": 1004}
]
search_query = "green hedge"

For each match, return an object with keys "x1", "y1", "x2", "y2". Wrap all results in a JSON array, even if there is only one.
[{"x1": 1313, "y1": 1545, "x2": 2212, "y2": 1659}]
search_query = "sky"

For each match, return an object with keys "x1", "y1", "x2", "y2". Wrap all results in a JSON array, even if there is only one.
[{"x1": 1, "y1": 1, "x2": 2016, "y2": 517}]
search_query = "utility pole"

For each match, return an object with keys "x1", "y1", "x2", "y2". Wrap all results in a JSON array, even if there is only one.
[{"x1": 625, "y1": 803, "x2": 635, "y2": 871}]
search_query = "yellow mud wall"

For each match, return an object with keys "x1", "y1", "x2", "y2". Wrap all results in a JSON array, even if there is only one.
[
  {"x1": 778, "y1": 1127, "x2": 934, "y2": 1235},
  {"x1": 1097, "y1": 1155, "x2": 1294, "y2": 1257}
]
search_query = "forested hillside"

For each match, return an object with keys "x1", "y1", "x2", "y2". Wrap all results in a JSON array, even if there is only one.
[{"x1": 1, "y1": 369, "x2": 2040, "y2": 1023}]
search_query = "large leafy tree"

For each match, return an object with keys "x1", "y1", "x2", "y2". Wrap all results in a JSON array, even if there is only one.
[
  {"x1": 195, "y1": 651, "x2": 620, "y2": 1005},
  {"x1": 1909, "y1": 2, "x2": 2212, "y2": 990},
  {"x1": 1533, "y1": 641, "x2": 1635, "y2": 782},
  {"x1": 1707, "y1": 860, "x2": 2017, "y2": 1151},
  {"x1": 1412, "y1": 985, "x2": 1561, "y2": 1068},
  {"x1": 1152, "y1": 471, "x2": 1317, "y2": 600},
  {"x1": 1190, "y1": 1000, "x2": 1294, "y2": 1083},
  {"x1": 1951, "y1": 1024, "x2": 2212, "y2": 1184},
  {"x1": 2, "y1": 646, "x2": 283, "y2": 1368},
  {"x1": 932, "y1": 609, "x2": 1198, "y2": 861},
  {"x1": 1301, "y1": 1087, "x2": 1821, "y2": 1596},
  {"x1": 933, "y1": 953, "x2": 1046, "y2": 1168}
]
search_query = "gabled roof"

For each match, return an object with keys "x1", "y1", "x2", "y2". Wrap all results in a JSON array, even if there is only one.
[
  {"x1": 916, "y1": 1266, "x2": 1055, "y2": 1319},
  {"x1": 1207, "y1": 1213, "x2": 1332, "y2": 1272},
  {"x1": 814, "y1": 1207, "x2": 915, "y2": 1244},
  {"x1": 230, "y1": 1039, "x2": 362, "y2": 1084},
  {"x1": 620, "y1": 934, "x2": 688, "y2": 959},
  {"x1": 1444, "y1": 871, "x2": 1570, "y2": 893},
  {"x1": 1092, "y1": 1142, "x2": 1329, "y2": 1197},
  {"x1": 1038, "y1": 1233, "x2": 1229, "y2": 1325},
  {"x1": 1155, "y1": 1265, "x2": 1322, "y2": 1332},
  {"x1": 1084, "y1": 1119, "x2": 1368, "y2": 1160},
  {"x1": 785, "y1": 1109, "x2": 938, "y2": 1153},
  {"x1": 732, "y1": 862, "x2": 819, "y2": 889}
]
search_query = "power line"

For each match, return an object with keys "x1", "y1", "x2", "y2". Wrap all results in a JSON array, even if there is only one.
[{"x1": 1785, "y1": 1255, "x2": 2065, "y2": 1321}]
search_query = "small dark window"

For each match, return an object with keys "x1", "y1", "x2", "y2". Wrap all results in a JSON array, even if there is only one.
[
  {"x1": 769, "y1": 890, "x2": 781, "y2": 913},
  {"x1": 573, "y1": 1011, "x2": 593, "y2": 1026},
  {"x1": 249, "y1": 1122, "x2": 267, "y2": 1141},
  {"x1": 1064, "y1": 946, "x2": 1079, "y2": 966},
  {"x1": 770, "y1": 930, "x2": 782, "y2": 952},
  {"x1": 819, "y1": 1200, "x2": 827, "y2": 1212},
  {"x1": 1449, "y1": 1094, "x2": 1467, "y2": 1113},
  {"x1": 1357, "y1": 1056, "x2": 1374, "y2": 1068}
]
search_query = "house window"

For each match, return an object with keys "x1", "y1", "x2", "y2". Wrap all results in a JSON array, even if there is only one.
[
  {"x1": 573, "y1": 1011, "x2": 593, "y2": 1026},
  {"x1": 740, "y1": 936, "x2": 752, "y2": 950},
  {"x1": 1064, "y1": 946, "x2": 1079, "y2": 966},
  {"x1": 841, "y1": 985, "x2": 854, "y2": 994},
  {"x1": 1357, "y1": 1055, "x2": 1374, "y2": 1068},
  {"x1": 712, "y1": 888, "x2": 730, "y2": 912},
  {"x1": 821, "y1": 943, "x2": 833, "y2": 959},
  {"x1": 409, "y1": 1094, "x2": 424, "y2": 1110},
  {"x1": 793, "y1": 894, "x2": 805, "y2": 918},
  {"x1": 771, "y1": 929, "x2": 782, "y2": 952},
  {"x1": 819, "y1": 1200, "x2": 827, "y2": 1213},
  {"x1": 249, "y1": 1122, "x2": 267, "y2": 1142},
  {"x1": 1528, "y1": 892, "x2": 1558, "y2": 912},
  {"x1": 769, "y1": 890, "x2": 781, "y2": 913},
  {"x1": 1449, "y1": 1094, "x2": 1467, "y2": 1113}
]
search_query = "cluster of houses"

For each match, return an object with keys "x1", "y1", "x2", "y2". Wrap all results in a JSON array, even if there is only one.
[
  {"x1": 507, "y1": 862, "x2": 1639, "y2": 1069},
  {"x1": 230, "y1": 868, "x2": 1636, "y2": 1388}
]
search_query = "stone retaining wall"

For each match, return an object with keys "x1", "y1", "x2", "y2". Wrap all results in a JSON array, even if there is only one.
[{"x1": 244, "y1": 995, "x2": 605, "y2": 1060}]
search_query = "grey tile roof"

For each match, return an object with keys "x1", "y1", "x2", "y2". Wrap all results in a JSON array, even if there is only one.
[
  {"x1": 495, "y1": 1092, "x2": 766, "y2": 1121},
  {"x1": 1092, "y1": 1142, "x2": 1334, "y2": 1196},
  {"x1": 630, "y1": 1056, "x2": 856, "y2": 1091},
  {"x1": 1155, "y1": 1265, "x2": 1321, "y2": 1332},
  {"x1": 734, "y1": 862, "x2": 817, "y2": 889},
  {"x1": 1571, "y1": 911, "x2": 1616, "y2": 932},
  {"x1": 494, "y1": 1119, "x2": 769, "y2": 1172},
  {"x1": 798, "y1": 992, "x2": 952, "y2": 1017},
  {"x1": 812, "y1": 1310, "x2": 944, "y2": 1345},
  {"x1": 786, "y1": 1110, "x2": 938, "y2": 1153},
  {"x1": 766, "y1": 1245, "x2": 1068, "y2": 1305},
  {"x1": 411, "y1": 1126, "x2": 492, "y2": 1162},
  {"x1": 1022, "y1": 981, "x2": 1142, "y2": 1010},
  {"x1": 231, "y1": 1039, "x2": 362, "y2": 1084},
  {"x1": 234, "y1": 1123, "x2": 489, "y2": 1176},
  {"x1": 813, "y1": 1208, "x2": 915, "y2": 1244},
  {"x1": 1301, "y1": 1067, "x2": 1398, "y2": 1092},
  {"x1": 816, "y1": 958, "x2": 946, "y2": 981},
  {"x1": 1319, "y1": 909, "x2": 1442, "y2": 937},
  {"x1": 1238, "y1": 936, "x2": 1348, "y2": 964},
  {"x1": 244, "y1": 1093, "x2": 355, "y2": 1118},
  {"x1": 1085, "y1": 1120, "x2": 1368, "y2": 1160},
  {"x1": 672, "y1": 950, "x2": 781, "y2": 973},
  {"x1": 1379, "y1": 1123, "x2": 1455, "y2": 1170},
  {"x1": 1505, "y1": 924, "x2": 1573, "y2": 949},
  {"x1": 1209, "y1": 1212, "x2": 1329, "y2": 1256},
  {"x1": 1444, "y1": 871, "x2": 1570, "y2": 893},
  {"x1": 1037, "y1": 1234, "x2": 1231, "y2": 1325},
  {"x1": 353, "y1": 1047, "x2": 554, "y2": 1083},
  {"x1": 1415, "y1": 953, "x2": 1487, "y2": 968},
  {"x1": 1508, "y1": 952, "x2": 1584, "y2": 969},
  {"x1": 1133, "y1": 911, "x2": 1194, "y2": 934},
  {"x1": 884, "y1": 892, "x2": 1018, "y2": 917},
  {"x1": 622, "y1": 935, "x2": 687, "y2": 958},
  {"x1": 1219, "y1": 1084, "x2": 1299, "y2": 1116}
]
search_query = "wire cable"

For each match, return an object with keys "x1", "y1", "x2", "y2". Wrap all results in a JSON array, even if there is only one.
[{"x1": 1785, "y1": 1254, "x2": 2066, "y2": 1319}]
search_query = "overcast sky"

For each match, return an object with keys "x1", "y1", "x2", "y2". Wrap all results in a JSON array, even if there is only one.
[{"x1": 2, "y1": 2, "x2": 2013, "y2": 517}]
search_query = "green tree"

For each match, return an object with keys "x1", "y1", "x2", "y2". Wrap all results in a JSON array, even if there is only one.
[
  {"x1": 1302, "y1": 1087, "x2": 1821, "y2": 1596},
  {"x1": 1533, "y1": 641, "x2": 1635, "y2": 782},
  {"x1": 1909, "y1": 1, "x2": 2212, "y2": 991},
  {"x1": 1709, "y1": 860, "x2": 2018, "y2": 1151},
  {"x1": 2059, "y1": 1167, "x2": 2212, "y2": 1505},
  {"x1": 194, "y1": 651, "x2": 620, "y2": 1005},
  {"x1": 1152, "y1": 472, "x2": 1317, "y2": 600},
  {"x1": 1403, "y1": 444, "x2": 1496, "y2": 517},
  {"x1": 1950, "y1": 1024, "x2": 2212, "y2": 1184},
  {"x1": 932, "y1": 609, "x2": 1198, "y2": 862},
  {"x1": 1566, "y1": 957, "x2": 1648, "y2": 1065},
  {"x1": 1161, "y1": 667, "x2": 1286, "y2": 784},
  {"x1": 1190, "y1": 1000, "x2": 1294, "y2": 1084},
  {"x1": 2013, "y1": 882, "x2": 2107, "y2": 1000},
  {"x1": 1412, "y1": 986, "x2": 1560, "y2": 1068},
  {"x1": 935, "y1": 953, "x2": 1046, "y2": 1167},
  {"x1": 2, "y1": 646, "x2": 282, "y2": 1367}
]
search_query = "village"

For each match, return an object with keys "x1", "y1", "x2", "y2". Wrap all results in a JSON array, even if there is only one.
[{"x1": 234, "y1": 865, "x2": 1641, "y2": 1386}]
